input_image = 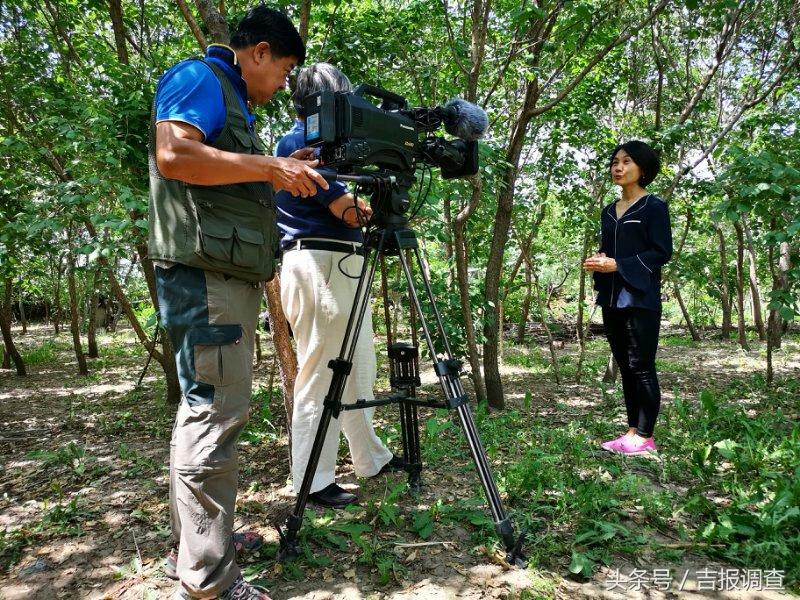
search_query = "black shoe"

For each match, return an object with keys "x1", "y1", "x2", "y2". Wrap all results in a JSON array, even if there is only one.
[
  {"x1": 308, "y1": 483, "x2": 359, "y2": 508},
  {"x1": 376, "y1": 454, "x2": 407, "y2": 476}
]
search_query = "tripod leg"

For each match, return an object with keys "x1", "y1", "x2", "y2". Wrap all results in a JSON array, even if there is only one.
[
  {"x1": 278, "y1": 234, "x2": 387, "y2": 561},
  {"x1": 395, "y1": 244, "x2": 526, "y2": 566},
  {"x1": 406, "y1": 401, "x2": 422, "y2": 494}
]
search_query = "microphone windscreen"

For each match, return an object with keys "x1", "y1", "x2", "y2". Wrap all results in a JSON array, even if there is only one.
[{"x1": 443, "y1": 99, "x2": 489, "y2": 142}]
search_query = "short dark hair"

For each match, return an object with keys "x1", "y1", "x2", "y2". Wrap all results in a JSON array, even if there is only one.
[
  {"x1": 609, "y1": 140, "x2": 661, "y2": 188},
  {"x1": 230, "y1": 6, "x2": 306, "y2": 65}
]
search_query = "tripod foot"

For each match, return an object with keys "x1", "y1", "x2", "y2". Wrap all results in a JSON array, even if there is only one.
[
  {"x1": 504, "y1": 527, "x2": 528, "y2": 568},
  {"x1": 275, "y1": 520, "x2": 301, "y2": 562},
  {"x1": 406, "y1": 463, "x2": 423, "y2": 496},
  {"x1": 408, "y1": 475, "x2": 423, "y2": 496}
]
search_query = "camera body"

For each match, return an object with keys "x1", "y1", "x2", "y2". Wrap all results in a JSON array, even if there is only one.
[{"x1": 303, "y1": 85, "x2": 478, "y2": 180}]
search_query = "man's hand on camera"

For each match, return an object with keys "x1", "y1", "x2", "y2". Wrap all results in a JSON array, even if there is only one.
[
  {"x1": 289, "y1": 147, "x2": 316, "y2": 161},
  {"x1": 271, "y1": 157, "x2": 329, "y2": 197},
  {"x1": 329, "y1": 194, "x2": 372, "y2": 227}
]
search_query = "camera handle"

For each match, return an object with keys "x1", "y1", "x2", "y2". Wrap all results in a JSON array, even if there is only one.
[
  {"x1": 315, "y1": 169, "x2": 397, "y2": 187},
  {"x1": 353, "y1": 83, "x2": 408, "y2": 110}
]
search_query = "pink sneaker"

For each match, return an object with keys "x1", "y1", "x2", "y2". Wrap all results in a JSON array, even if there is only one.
[
  {"x1": 600, "y1": 435, "x2": 629, "y2": 452},
  {"x1": 617, "y1": 436, "x2": 658, "y2": 456}
]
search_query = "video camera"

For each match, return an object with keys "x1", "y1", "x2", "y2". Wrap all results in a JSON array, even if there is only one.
[{"x1": 303, "y1": 84, "x2": 488, "y2": 224}]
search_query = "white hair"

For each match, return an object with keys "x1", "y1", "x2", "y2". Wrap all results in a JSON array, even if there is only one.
[{"x1": 292, "y1": 62, "x2": 352, "y2": 116}]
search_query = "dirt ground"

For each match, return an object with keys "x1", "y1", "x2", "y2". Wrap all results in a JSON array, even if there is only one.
[{"x1": 1, "y1": 324, "x2": 798, "y2": 599}]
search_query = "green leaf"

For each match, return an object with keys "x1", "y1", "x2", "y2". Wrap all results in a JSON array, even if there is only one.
[
  {"x1": 713, "y1": 439, "x2": 740, "y2": 459},
  {"x1": 569, "y1": 551, "x2": 594, "y2": 577}
]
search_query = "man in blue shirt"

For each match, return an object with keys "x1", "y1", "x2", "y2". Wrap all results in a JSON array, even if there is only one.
[
  {"x1": 276, "y1": 63, "x2": 399, "y2": 509},
  {"x1": 149, "y1": 7, "x2": 327, "y2": 600}
]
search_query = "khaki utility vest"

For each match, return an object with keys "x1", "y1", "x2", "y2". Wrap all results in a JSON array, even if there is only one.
[{"x1": 147, "y1": 59, "x2": 278, "y2": 283}]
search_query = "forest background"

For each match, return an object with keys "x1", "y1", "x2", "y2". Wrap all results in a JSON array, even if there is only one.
[{"x1": 1, "y1": 0, "x2": 799, "y2": 598}]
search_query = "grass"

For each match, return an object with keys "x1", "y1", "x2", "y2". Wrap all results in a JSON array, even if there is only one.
[
  {"x1": 416, "y1": 373, "x2": 800, "y2": 586},
  {"x1": 4, "y1": 327, "x2": 799, "y2": 596},
  {"x1": 21, "y1": 338, "x2": 59, "y2": 364},
  {"x1": 243, "y1": 333, "x2": 798, "y2": 591}
]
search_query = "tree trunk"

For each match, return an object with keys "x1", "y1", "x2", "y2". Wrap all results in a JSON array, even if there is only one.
[
  {"x1": 497, "y1": 298, "x2": 505, "y2": 363},
  {"x1": 1, "y1": 279, "x2": 10, "y2": 369},
  {"x1": 17, "y1": 287, "x2": 27, "y2": 335},
  {"x1": 83, "y1": 221, "x2": 180, "y2": 403},
  {"x1": 299, "y1": 0, "x2": 312, "y2": 43},
  {"x1": 176, "y1": 0, "x2": 208, "y2": 50},
  {"x1": 602, "y1": 354, "x2": 618, "y2": 383},
  {"x1": 733, "y1": 221, "x2": 751, "y2": 351},
  {"x1": 442, "y1": 195, "x2": 455, "y2": 289},
  {"x1": 575, "y1": 233, "x2": 590, "y2": 383},
  {"x1": 193, "y1": 0, "x2": 230, "y2": 44},
  {"x1": 766, "y1": 244, "x2": 779, "y2": 386},
  {"x1": 516, "y1": 264, "x2": 532, "y2": 345},
  {"x1": 775, "y1": 241, "x2": 791, "y2": 350},
  {"x1": 742, "y1": 216, "x2": 766, "y2": 341},
  {"x1": 108, "y1": 0, "x2": 129, "y2": 64},
  {"x1": 264, "y1": 275, "x2": 297, "y2": 455},
  {"x1": 674, "y1": 284, "x2": 700, "y2": 341},
  {"x1": 483, "y1": 138, "x2": 527, "y2": 410},
  {"x1": 67, "y1": 250, "x2": 89, "y2": 376},
  {"x1": 53, "y1": 253, "x2": 64, "y2": 335},
  {"x1": 87, "y1": 269, "x2": 100, "y2": 358},
  {"x1": 533, "y1": 271, "x2": 560, "y2": 385},
  {"x1": 453, "y1": 178, "x2": 486, "y2": 403},
  {"x1": 1, "y1": 279, "x2": 26, "y2": 375},
  {"x1": 714, "y1": 223, "x2": 732, "y2": 338},
  {"x1": 134, "y1": 247, "x2": 181, "y2": 405}
]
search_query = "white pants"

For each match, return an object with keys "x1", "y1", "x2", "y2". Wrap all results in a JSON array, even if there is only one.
[{"x1": 280, "y1": 247, "x2": 393, "y2": 493}]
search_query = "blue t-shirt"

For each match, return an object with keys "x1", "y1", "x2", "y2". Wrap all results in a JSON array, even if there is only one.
[
  {"x1": 155, "y1": 44, "x2": 255, "y2": 144},
  {"x1": 274, "y1": 120, "x2": 362, "y2": 248}
]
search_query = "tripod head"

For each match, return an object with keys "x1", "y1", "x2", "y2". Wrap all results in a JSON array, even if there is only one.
[{"x1": 316, "y1": 168, "x2": 415, "y2": 230}]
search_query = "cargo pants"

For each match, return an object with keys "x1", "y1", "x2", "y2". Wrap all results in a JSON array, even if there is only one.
[{"x1": 155, "y1": 263, "x2": 261, "y2": 598}]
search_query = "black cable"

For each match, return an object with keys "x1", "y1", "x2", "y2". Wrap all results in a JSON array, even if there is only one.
[
  {"x1": 408, "y1": 165, "x2": 433, "y2": 222},
  {"x1": 336, "y1": 185, "x2": 370, "y2": 280}
]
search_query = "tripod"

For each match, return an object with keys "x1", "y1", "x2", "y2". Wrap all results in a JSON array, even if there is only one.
[{"x1": 276, "y1": 180, "x2": 526, "y2": 566}]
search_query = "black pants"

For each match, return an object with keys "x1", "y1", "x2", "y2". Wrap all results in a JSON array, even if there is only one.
[{"x1": 602, "y1": 307, "x2": 662, "y2": 438}]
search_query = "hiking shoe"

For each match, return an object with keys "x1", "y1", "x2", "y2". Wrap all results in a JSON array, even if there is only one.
[
  {"x1": 164, "y1": 531, "x2": 265, "y2": 580},
  {"x1": 600, "y1": 434, "x2": 629, "y2": 453},
  {"x1": 173, "y1": 576, "x2": 272, "y2": 600},
  {"x1": 164, "y1": 546, "x2": 180, "y2": 580},
  {"x1": 220, "y1": 576, "x2": 272, "y2": 599},
  {"x1": 617, "y1": 436, "x2": 658, "y2": 456}
]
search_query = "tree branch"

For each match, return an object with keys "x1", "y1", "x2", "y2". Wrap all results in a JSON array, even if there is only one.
[
  {"x1": 530, "y1": 0, "x2": 670, "y2": 117},
  {"x1": 177, "y1": 0, "x2": 208, "y2": 50},
  {"x1": 193, "y1": 0, "x2": 229, "y2": 45}
]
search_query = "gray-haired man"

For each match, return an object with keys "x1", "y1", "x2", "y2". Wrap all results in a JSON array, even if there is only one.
[{"x1": 276, "y1": 63, "x2": 402, "y2": 508}]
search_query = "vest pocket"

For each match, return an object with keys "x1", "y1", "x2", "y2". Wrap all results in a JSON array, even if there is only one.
[
  {"x1": 200, "y1": 221, "x2": 234, "y2": 263},
  {"x1": 233, "y1": 226, "x2": 265, "y2": 268},
  {"x1": 188, "y1": 324, "x2": 248, "y2": 387}
]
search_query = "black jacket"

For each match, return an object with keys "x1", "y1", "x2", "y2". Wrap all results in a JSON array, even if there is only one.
[{"x1": 593, "y1": 194, "x2": 673, "y2": 311}]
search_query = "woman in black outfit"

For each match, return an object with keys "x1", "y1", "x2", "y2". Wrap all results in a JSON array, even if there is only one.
[{"x1": 583, "y1": 141, "x2": 672, "y2": 456}]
